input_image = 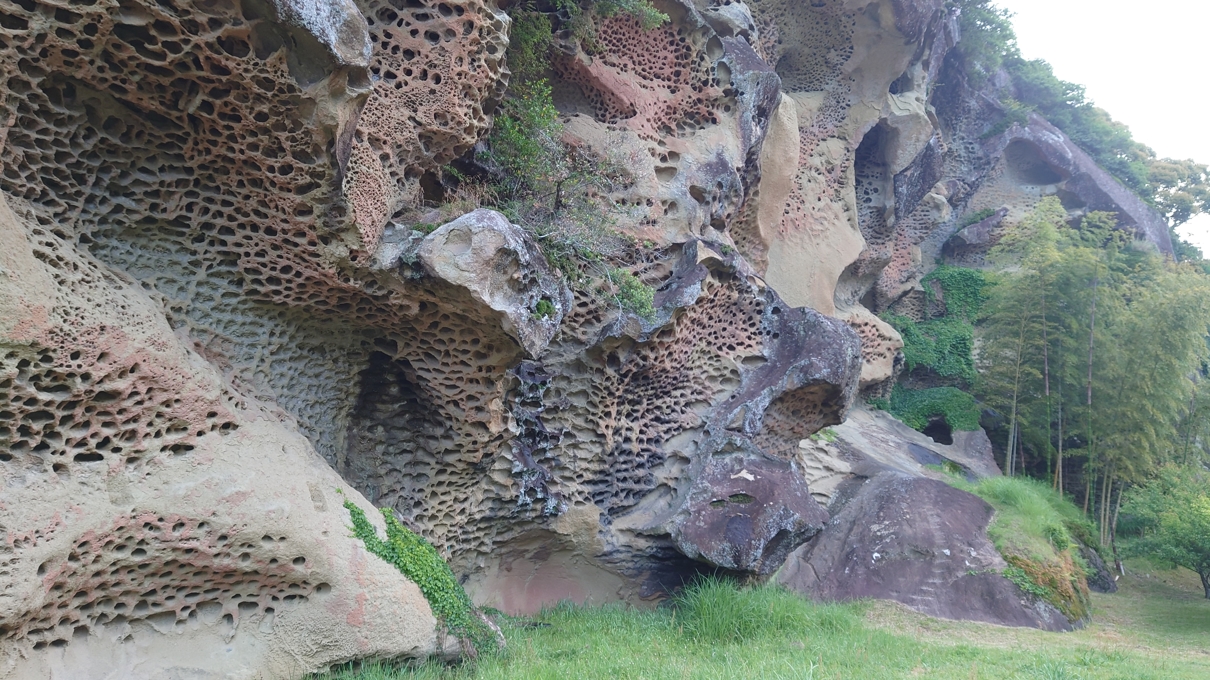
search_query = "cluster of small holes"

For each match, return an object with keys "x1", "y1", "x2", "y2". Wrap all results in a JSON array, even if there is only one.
[
  {"x1": 543, "y1": 273, "x2": 768, "y2": 515},
  {"x1": 0, "y1": 0, "x2": 533, "y2": 646},
  {"x1": 854, "y1": 126, "x2": 896, "y2": 245},
  {"x1": 339, "y1": 282, "x2": 547, "y2": 557},
  {"x1": 841, "y1": 124, "x2": 900, "y2": 299},
  {"x1": 556, "y1": 15, "x2": 727, "y2": 141},
  {"x1": 0, "y1": 211, "x2": 242, "y2": 475},
  {"x1": 843, "y1": 312, "x2": 900, "y2": 371},
  {"x1": 0, "y1": 0, "x2": 389, "y2": 322},
  {"x1": 753, "y1": 382, "x2": 845, "y2": 459},
  {"x1": 3, "y1": 515, "x2": 320, "y2": 650},
  {"x1": 347, "y1": 0, "x2": 510, "y2": 247},
  {"x1": 727, "y1": 185, "x2": 769, "y2": 273},
  {"x1": 748, "y1": 0, "x2": 855, "y2": 93},
  {"x1": 885, "y1": 287, "x2": 928, "y2": 322},
  {"x1": 0, "y1": 0, "x2": 530, "y2": 476},
  {"x1": 741, "y1": 0, "x2": 884, "y2": 288},
  {"x1": 869, "y1": 68, "x2": 1066, "y2": 312}
]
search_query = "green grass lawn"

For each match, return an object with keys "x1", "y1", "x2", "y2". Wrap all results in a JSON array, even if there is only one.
[{"x1": 316, "y1": 562, "x2": 1209, "y2": 680}]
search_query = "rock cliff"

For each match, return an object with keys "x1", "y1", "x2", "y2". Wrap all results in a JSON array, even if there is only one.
[{"x1": 0, "y1": 0, "x2": 1167, "y2": 675}]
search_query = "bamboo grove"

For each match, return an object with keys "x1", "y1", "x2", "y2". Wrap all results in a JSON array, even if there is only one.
[{"x1": 972, "y1": 197, "x2": 1210, "y2": 547}]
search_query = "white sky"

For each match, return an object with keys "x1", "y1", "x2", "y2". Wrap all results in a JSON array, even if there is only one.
[{"x1": 995, "y1": 0, "x2": 1210, "y2": 253}]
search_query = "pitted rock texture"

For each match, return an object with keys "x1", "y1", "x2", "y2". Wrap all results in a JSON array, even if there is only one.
[
  {"x1": 445, "y1": 240, "x2": 861, "y2": 607},
  {"x1": 0, "y1": 0, "x2": 536, "y2": 672},
  {"x1": 555, "y1": 0, "x2": 781, "y2": 245},
  {"x1": 743, "y1": 0, "x2": 952, "y2": 319},
  {"x1": 345, "y1": 0, "x2": 511, "y2": 246},
  {"x1": 2, "y1": 0, "x2": 1165, "y2": 665},
  {"x1": 0, "y1": 194, "x2": 443, "y2": 678},
  {"x1": 873, "y1": 58, "x2": 1174, "y2": 320},
  {"x1": 778, "y1": 472, "x2": 1075, "y2": 632}
]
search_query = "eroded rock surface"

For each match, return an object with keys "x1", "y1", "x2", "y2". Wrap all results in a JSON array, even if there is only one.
[
  {"x1": 462, "y1": 240, "x2": 862, "y2": 609},
  {"x1": 0, "y1": 193, "x2": 443, "y2": 678},
  {"x1": 1, "y1": 0, "x2": 1159, "y2": 670}
]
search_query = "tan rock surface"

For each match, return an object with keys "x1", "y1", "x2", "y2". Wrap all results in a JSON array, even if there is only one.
[{"x1": 0, "y1": 194, "x2": 440, "y2": 679}]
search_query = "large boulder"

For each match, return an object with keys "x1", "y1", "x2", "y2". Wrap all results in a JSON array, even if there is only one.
[
  {"x1": 778, "y1": 473, "x2": 1074, "y2": 632},
  {"x1": 795, "y1": 404, "x2": 1000, "y2": 506}
]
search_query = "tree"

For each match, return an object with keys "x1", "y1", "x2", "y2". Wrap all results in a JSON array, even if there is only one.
[
  {"x1": 1122, "y1": 465, "x2": 1210, "y2": 599},
  {"x1": 977, "y1": 199, "x2": 1210, "y2": 539}
]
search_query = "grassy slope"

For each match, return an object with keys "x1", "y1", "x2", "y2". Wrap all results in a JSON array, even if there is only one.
[
  {"x1": 947, "y1": 475, "x2": 1095, "y2": 620},
  {"x1": 316, "y1": 563, "x2": 1209, "y2": 680}
]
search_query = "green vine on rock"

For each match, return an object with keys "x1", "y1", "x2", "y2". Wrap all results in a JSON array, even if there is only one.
[
  {"x1": 875, "y1": 385, "x2": 981, "y2": 432},
  {"x1": 922, "y1": 265, "x2": 990, "y2": 321},
  {"x1": 342, "y1": 500, "x2": 497, "y2": 654},
  {"x1": 882, "y1": 267, "x2": 987, "y2": 384},
  {"x1": 883, "y1": 314, "x2": 977, "y2": 383}
]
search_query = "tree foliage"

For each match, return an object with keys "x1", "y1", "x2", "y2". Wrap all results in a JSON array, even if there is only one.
[
  {"x1": 975, "y1": 198, "x2": 1210, "y2": 541},
  {"x1": 1121, "y1": 465, "x2": 1210, "y2": 598}
]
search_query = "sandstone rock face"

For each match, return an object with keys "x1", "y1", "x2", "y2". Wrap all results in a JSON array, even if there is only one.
[
  {"x1": 556, "y1": 0, "x2": 782, "y2": 246},
  {"x1": 0, "y1": 0, "x2": 517, "y2": 673},
  {"x1": 793, "y1": 404, "x2": 998, "y2": 507},
  {"x1": 778, "y1": 473, "x2": 1074, "y2": 632},
  {"x1": 461, "y1": 240, "x2": 863, "y2": 610},
  {"x1": 345, "y1": 0, "x2": 511, "y2": 245},
  {"x1": 0, "y1": 194, "x2": 442, "y2": 678},
  {"x1": 1, "y1": 0, "x2": 1165, "y2": 668}
]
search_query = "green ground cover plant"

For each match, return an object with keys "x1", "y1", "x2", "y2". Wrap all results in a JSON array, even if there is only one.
[
  {"x1": 948, "y1": 476, "x2": 1095, "y2": 620},
  {"x1": 343, "y1": 500, "x2": 497, "y2": 653},
  {"x1": 872, "y1": 384, "x2": 982, "y2": 432},
  {"x1": 883, "y1": 315, "x2": 977, "y2": 382},
  {"x1": 313, "y1": 567, "x2": 1210, "y2": 680},
  {"x1": 882, "y1": 265, "x2": 988, "y2": 384}
]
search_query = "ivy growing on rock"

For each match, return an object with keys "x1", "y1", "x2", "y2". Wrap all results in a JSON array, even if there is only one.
[
  {"x1": 924, "y1": 264, "x2": 990, "y2": 322},
  {"x1": 871, "y1": 385, "x2": 981, "y2": 432},
  {"x1": 881, "y1": 266, "x2": 987, "y2": 384},
  {"x1": 343, "y1": 500, "x2": 498, "y2": 654},
  {"x1": 884, "y1": 314, "x2": 976, "y2": 383}
]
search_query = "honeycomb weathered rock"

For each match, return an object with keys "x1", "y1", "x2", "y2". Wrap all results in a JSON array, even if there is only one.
[
  {"x1": 344, "y1": 0, "x2": 511, "y2": 248},
  {"x1": 0, "y1": 193, "x2": 443, "y2": 678},
  {"x1": 5, "y1": 0, "x2": 1176, "y2": 662}
]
